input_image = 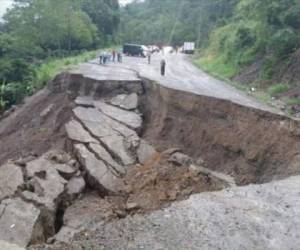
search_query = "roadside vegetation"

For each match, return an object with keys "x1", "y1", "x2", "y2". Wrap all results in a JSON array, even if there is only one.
[{"x1": 0, "y1": 0, "x2": 119, "y2": 112}]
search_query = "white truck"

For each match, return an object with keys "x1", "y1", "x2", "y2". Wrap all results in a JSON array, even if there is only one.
[{"x1": 183, "y1": 42, "x2": 195, "y2": 54}]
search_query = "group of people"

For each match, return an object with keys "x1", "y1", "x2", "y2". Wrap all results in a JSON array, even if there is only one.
[
  {"x1": 99, "y1": 50, "x2": 122, "y2": 64},
  {"x1": 100, "y1": 48, "x2": 166, "y2": 76}
]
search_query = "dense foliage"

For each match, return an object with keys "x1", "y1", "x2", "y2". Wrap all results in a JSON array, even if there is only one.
[
  {"x1": 121, "y1": 0, "x2": 300, "y2": 84},
  {"x1": 121, "y1": 0, "x2": 237, "y2": 47},
  {"x1": 0, "y1": 0, "x2": 119, "y2": 111}
]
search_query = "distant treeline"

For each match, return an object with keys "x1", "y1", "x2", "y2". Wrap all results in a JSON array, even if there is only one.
[{"x1": 0, "y1": 0, "x2": 120, "y2": 111}]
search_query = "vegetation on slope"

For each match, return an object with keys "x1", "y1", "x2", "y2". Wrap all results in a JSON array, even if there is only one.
[{"x1": 0, "y1": 0, "x2": 119, "y2": 111}]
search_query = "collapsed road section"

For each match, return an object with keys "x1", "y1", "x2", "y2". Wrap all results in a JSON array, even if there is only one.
[{"x1": 0, "y1": 64, "x2": 299, "y2": 249}]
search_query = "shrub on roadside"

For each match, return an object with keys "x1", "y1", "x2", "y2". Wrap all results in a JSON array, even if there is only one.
[{"x1": 267, "y1": 83, "x2": 289, "y2": 97}]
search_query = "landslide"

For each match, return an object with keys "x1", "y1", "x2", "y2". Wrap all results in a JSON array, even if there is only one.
[
  {"x1": 140, "y1": 79, "x2": 300, "y2": 185},
  {"x1": 0, "y1": 88, "x2": 74, "y2": 166},
  {"x1": 1, "y1": 70, "x2": 299, "y2": 248}
]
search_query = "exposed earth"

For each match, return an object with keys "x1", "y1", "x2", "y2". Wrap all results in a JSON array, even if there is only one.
[{"x1": 0, "y1": 53, "x2": 299, "y2": 250}]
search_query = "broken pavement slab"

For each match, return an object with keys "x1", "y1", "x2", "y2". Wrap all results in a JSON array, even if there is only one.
[
  {"x1": 0, "y1": 240, "x2": 25, "y2": 250},
  {"x1": 0, "y1": 164, "x2": 24, "y2": 201},
  {"x1": 74, "y1": 96, "x2": 95, "y2": 107},
  {"x1": 0, "y1": 198, "x2": 44, "y2": 247},
  {"x1": 25, "y1": 157, "x2": 68, "y2": 211},
  {"x1": 100, "y1": 134, "x2": 136, "y2": 166},
  {"x1": 66, "y1": 120, "x2": 98, "y2": 144},
  {"x1": 73, "y1": 106, "x2": 139, "y2": 139},
  {"x1": 94, "y1": 101, "x2": 142, "y2": 130},
  {"x1": 110, "y1": 93, "x2": 139, "y2": 110},
  {"x1": 89, "y1": 143, "x2": 126, "y2": 176},
  {"x1": 66, "y1": 176, "x2": 86, "y2": 198},
  {"x1": 75, "y1": 144, "x2": 124, "y2": 194}
]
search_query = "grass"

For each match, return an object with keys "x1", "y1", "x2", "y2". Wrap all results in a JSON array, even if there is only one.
[
  {"x1": 195, "y1": 55, "x2": 238, "y2": 79},
  {"x1": 33, "y1": 50, "x2": 99, "y2": 90},
  {"x1": 286, "y1": 98, "x2": 300, "y2": 105},
  {"x1": 0, "y1": 49, "x2": 100, "y2": 112},
  {"x1": 267, "y1": 83, "x2": 290, "y2": 97},
  {"x1": 193, "y1": 54, "x2": 291, "y2": 108}
]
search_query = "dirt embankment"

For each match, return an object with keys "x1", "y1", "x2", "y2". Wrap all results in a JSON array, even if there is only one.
[
  {"x1": 0, "y1": 89, "x2": 74, "y2": 166},
  {"x1": 140, "y1": 79, "x2": 300, "y2": 185}
]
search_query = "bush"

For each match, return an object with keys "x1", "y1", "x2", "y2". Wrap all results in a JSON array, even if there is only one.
[
  {"x1": 267, "y1": 83, "x2": 289, "y2": 97},
  {"x1": 283, "y1": 5, "x2": 300, "y2": 29},
  {"x1": 269, "y1": 29, "x2": 299, "y2": 58}
]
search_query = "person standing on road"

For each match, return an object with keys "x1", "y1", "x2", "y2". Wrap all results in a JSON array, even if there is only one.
[
  {"x1": 99, "y1": 52, "x2": 104, "y2": 64},
  {"x1": 117, "y1": 51, "x2": 122, "y2": 63},
  {"x1": 160, "y1": 59, "x2": 166, "y2": 76},
  {"x1": 147, "y1": 51, "x2": 151, "y2": 64},
  {"x1": 112, "y1": 50, "x2": 116, "y2": 62}
]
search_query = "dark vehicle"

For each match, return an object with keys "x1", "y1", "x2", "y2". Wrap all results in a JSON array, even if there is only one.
[{"x1": 123, "y1": 44, "x2": 148, "y2": 57}]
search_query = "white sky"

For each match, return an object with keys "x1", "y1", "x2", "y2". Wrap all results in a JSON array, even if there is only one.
[
  {"x1": 0, "y1": 0, "x2": 133, "y2": 18},
  {"x1": 0, "y1": 0, "x2": 13, "y2": 18}
]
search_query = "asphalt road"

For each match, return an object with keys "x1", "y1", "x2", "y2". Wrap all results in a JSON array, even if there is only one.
[{"x1": 75, "y1": 52, "x2": 281, "y2": 114}]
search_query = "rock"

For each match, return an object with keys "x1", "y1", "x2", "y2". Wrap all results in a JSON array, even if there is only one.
[
  {"x1": 73, "y1": 107, "x2": 138, "y2": 166},
  {"x1": 0, "y1": 164, "x2": 24, "y2": 201},
  {"x1": 0, "y1": 198, "x2": 43, "y2": 247},
  {"x1": 40, "y1": 104, "x2": 54, "y2": 118},
  {"x1": 75, "y1": 96, "x2": 95, "y2": 107},
  {"x1": 110, "y1": 93, "x2": 139, "y2": 110},
  {"x1": 101, "y1": 134, "x2": 136, "y2": 166},
  {"x1": 89, "y1": 143, "x2": 126, "y2": 176},
  {"x1": 0, "y1": 240, "x2": 25, "y2": 250},
  {"x1": 137, "y1": 140, "x2": 157, "y2": 164},
  {"x1": 53, "y1": 163, "x2": 78, "y2": 180},
  {"x1": 94, "y1": 101, "x2": 142, "y2": 130},
  {"x1": 75, "y1": 144, "x2": 124, "y2": 194},
  {"x1": 25, "y1": 156, "x2": 67, "y2": 211},
  {"x1": 63, "y1": 194, "x2": 117, "y2": 230},
  {"x1": 46, "y1": 150, "x2": 71, "y2": 164},
  {"x1": 126, "y1": 202, "x2": 139, "y2": 211},
  {"x1": 14, "y1": 156, "x2": 37, "y2": 167},
  {"x1": 189, "y1": 164, "x2": 236, "y2": 187},
  {"x1": 54, "y1": 226, "x2": 79, "y2": 243},
  {"x1": 73, "y1": 107, "x2": 139, "y2": 139},
  {"x1": 168, "y1": 152, "x2": 193, "y2": 166},
  {"x1": 67, "y1": 176, "x2": 86, "y2": 198},
  {"x1": 65, "y1": 120, "x2": 98, "y2": 144},
  {"x1": 162, "y1": 148, "x2": 182, "y2": 156}
]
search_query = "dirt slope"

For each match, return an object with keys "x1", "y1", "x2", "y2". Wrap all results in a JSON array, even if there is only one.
[
  {"x1": 140, "y1": 78, "x2": 300, "y2": 185},
  {"x1": 0, "y1": 88, "x2": 74, "y2": 165}
]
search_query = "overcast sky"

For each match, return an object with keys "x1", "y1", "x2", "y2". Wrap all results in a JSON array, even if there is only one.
[
  {"x1": 0, "y1": 0, "x2": 133, "y2": 19},
  {"x1": 0, "y1": 0, "x2": 13, "y2": 18}
]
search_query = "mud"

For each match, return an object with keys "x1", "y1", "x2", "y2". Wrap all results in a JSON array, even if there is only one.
[
  {"x1": 140, "y1": 78, "x2": 300, "y2": 185},
  {"x1": 0, "y1": 89, "x2": 74, "y2": 166}
]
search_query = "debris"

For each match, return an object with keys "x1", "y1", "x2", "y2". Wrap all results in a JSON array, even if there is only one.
[
  {"x1": 75, "y1": 144, "x2": 124, "y2": 194},
  {"x1": 94, "y1": 101, "x2": 142, "y2": 130},
  {"x1": 0, "y1": 198, "x2": 43, "y2": 247},
  {"x1": 137, "y1": 140, "x2": 157, "y2": 164},
  {"x1": 0, "y1": 164, "x2": 24, "y2": 201},
  {"x1": 75, "y1": 96, "x2": 95, "y2": 107},
  {"x1": 89, "y1": 143, "x2": 126, "y2": 176},
  {"x1": 168, "y1": 152, "x2": 193, "y2": 166},
  {"x1": 110, "y1": 93, "x2": 139, "y2": 110},
  {"x1": 65, "y1": 120, "x2": 98, "y2": 144}
]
